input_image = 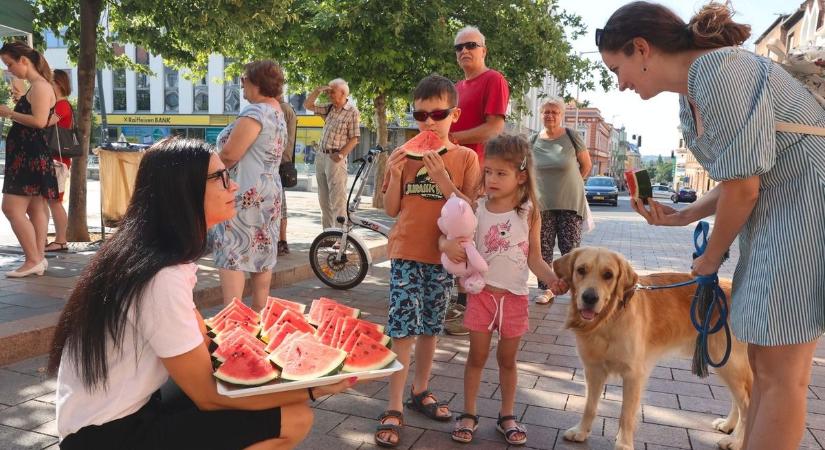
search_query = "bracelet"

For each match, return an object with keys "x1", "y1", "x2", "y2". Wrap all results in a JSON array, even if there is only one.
[{"x1": 307, "y1": 387, "x2": 316, "y2": 402}]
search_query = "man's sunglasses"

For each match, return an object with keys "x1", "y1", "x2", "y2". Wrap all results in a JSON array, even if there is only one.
[
  {"x1": 207, "y1": 168, "x2": 231, "y2": 189},
  {"x1": 412, "y1": 108, "x2": 453, "y2": 122},
  {"x1": 453, "y1": 41, "x2": 483, "y2": 52}
]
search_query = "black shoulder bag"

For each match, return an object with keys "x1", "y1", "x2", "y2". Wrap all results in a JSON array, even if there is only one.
[{"x1": 46, "y1": 106, "x2": 83, "y2": 158}]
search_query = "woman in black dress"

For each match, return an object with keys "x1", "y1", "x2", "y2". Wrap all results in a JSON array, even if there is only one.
[{"x1": 0, "y1": 42, "x2": 57, "y2": 277}]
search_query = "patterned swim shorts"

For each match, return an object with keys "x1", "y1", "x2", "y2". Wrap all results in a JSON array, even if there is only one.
[{"x1": 386, "y1": 259, "x2": 454, "y2": 338}]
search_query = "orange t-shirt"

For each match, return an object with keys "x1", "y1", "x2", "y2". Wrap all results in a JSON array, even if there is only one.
[{"x1": 382, "y1": 145, "x2": 480, "y2": 265}]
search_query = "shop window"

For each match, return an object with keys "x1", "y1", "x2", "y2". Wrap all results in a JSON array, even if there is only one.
[
  {"x1": 193, "y1": 76, "x2": 209, "y2": 113},
  {"x1": 164, "y1": 66, "x2": 179, "y2": 113},
  {"x1": 135, "y1": 47, "x2": 150, "y2": 111},
  {"x1": 224, "y1": 59, "x2": 240, "y2": 114},
  {"x1": 112, "y1": 69, "x2": 126, "y2": 112}
]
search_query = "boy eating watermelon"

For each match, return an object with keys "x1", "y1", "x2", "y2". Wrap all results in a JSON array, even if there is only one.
[{"x1": 376, "y1": 75, "x2": 480, "y2": 447}]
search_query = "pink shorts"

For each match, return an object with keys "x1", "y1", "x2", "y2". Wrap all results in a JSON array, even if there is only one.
[{"x1": 463, "y1": 288, "x2": 529, "y2": 338}]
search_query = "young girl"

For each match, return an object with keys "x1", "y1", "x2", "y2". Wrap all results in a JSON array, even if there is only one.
[{"x1": 441, "y1": 134, "x2": 566, "y2": 446}]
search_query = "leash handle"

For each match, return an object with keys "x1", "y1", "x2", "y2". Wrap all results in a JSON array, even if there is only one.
[{"x1": 692, "y1": 221, "x2": 710, "y2": 259}]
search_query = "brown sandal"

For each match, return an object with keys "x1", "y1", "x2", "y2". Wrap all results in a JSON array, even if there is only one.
[
  {"x1": 45, "y1": 241, "x2": 68, "y2": 252},
  {"x1": 405, "y1": 386, "x2": 451, "y2": 421},
  {"x1": 374, "y1": 410, "x2": 403, "y2": 447}
]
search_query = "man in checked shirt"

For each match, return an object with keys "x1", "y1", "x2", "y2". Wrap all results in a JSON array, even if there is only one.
[{"x1": 304, "y1": 79, "x2": 361, "y2": 229}]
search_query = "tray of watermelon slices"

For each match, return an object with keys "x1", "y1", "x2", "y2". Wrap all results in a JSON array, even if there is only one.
[{"x1": 205, "y1": 296, "x2": 401, "y2": 398}]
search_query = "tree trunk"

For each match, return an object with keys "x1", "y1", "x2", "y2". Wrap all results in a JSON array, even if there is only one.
[
  {"x1": 67, "y1": 0, "x2": 103, "y2": 242},
  {"x1": 372, "y1": 93, "x2": 388, "y2": 209}
]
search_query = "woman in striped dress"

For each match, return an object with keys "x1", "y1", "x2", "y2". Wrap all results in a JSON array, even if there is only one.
[{"x1": 597, "y1": 3, "x2": 825, "y2": 449}]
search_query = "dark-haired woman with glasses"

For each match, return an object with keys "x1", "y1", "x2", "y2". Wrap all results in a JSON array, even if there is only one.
[
  {"x1": 597, "y1": 2, "x2": 825, "y2": 449},
  {"x1": 50, "y1": 138, "x2": 354, "y2": 450}
]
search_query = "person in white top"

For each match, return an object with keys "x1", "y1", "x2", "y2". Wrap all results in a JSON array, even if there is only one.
[
  {"x1": 48, "y1": 138, "x2": 354, "y2": 450},
  {"x1": 440, "y1": 134, "x2": 567, "y2": 446}
]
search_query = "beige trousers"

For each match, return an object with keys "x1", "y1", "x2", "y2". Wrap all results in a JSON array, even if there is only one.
[{"x1": 315, "y1": 152, "x2": 348, "y2": 229}]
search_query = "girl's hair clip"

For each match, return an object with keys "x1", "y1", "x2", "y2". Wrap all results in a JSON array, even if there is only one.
[{"x1": 519, "y1": 155, "x2": 528, "y2": 171}]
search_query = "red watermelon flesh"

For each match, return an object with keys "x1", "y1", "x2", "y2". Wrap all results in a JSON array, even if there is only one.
[
  {"x1": 205, "y1": 302, "x2": 240, "y2": 328},
  {"x1": 212, "y1": 326, "x2": 246, "y2": 346},
  {"x1": 214, "y1": 348, "x2": 279, "y2": 386},
  {"x1": 341, "y1": 322, "x2": 390, "y2": 353},
  {"x1": 343, "y1": 334, "x2": 397, "y2": 372},
  {"x1": 268, "y1": 332, "x2": 318, "y2": 368},
  {"x1": 213, "y1": 339, "x2": 267, "y2": 363},
  {"x1": 264, "y1": 322, "x2": 300, "y2": 353},
  {"x1": 308, "y1": 297, "x2": 338, "y2": 325},
  {"x1": 276, "y1": 339, "x2": 348, "y2": 381},
  {"x1": 315, "y1": 306, "x2": 352, "y2": 343},
  {"x1": 219, "y1": 329, "x2": 266, "y2": 352},
  {"x1": 260, "y1": 297, "x2": 307, "y2": 331},
  {"x1": 269, "y1": 297, "x2": 306, "y2": 314},
  {"x1": 213, "y1": 317, "x2": 260, "y2": 337},
  {"x1": 330, "y1": 317, "x2": 347, "y2": 349},
  {"x1": 231, "y1": 297, "x2": 258, "y2": 317},
  {"x1": 399, "y1": 130, "x2": 448, "y2": 160},
  {"x1": 211, "y1": 309, "x2": 257, "y2": 333},
  {"x1": 274, "y1": 309, "x2": 315, "y2": 335}
]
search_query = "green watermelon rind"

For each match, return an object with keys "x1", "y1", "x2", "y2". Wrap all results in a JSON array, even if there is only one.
[
  {"x1": 213, "y1": 357, "x2": 280, "y2": 387},
  {"x1": 405, "y1": 147, "x2": 447, "y2": 161},
  {"x1": 281, "y1": 359, "x2": 345, "y2": 382},
  {"x1": 343, "y1": 355, "x2": 396, "y2": 373}
]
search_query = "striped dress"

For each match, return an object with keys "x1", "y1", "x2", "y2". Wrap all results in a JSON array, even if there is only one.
[{"x1": 679, "y1": 47, "x2": 825, "y2": 346}]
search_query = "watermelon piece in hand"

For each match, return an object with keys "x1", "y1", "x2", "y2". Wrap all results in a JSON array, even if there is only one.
[
  {"x1": 398, "y1": 130, "x2": 448, "y2": 160},
  {"x1": 214, "y1": 348, "x2": 280, "y2": 386},
  {"x1": 343, "y1": 334, "x2": 397, "y2": 372}
]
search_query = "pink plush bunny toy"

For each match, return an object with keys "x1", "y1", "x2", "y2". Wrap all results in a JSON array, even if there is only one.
[{"x1": 437, "y1": 194, "x2": 489, "y2": 293}]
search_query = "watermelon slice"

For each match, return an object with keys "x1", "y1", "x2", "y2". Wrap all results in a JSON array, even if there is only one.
[
  {"x1": 343, "y1": 334, "x2": 397, "y2": 372},
  {"x1": 260, "y1": 297, "x2": 307, "y2": 331},
  {"x1": 216, "y1": 329, "x2": 266, "y2": 352},
  {"x1": 624, "y1": 169, "x2": 652, "y2": 205},
  {"x1": 341, "y1": 322, "x2": 391, "y2": 353},
  {"x1": 334, "y1": 317, "x2": 381, "y2": 349},
  {"x1": 213, "y1": 317, "x2": 261, "y2": 338},
  {"x1": 275, "y1": 339, "x2": 348, "y2": 381},
  {"x1": 264, "y1": 322, "x2": 300, "y2": 353},
  {"x1": 213, "y1": 339, "x2": 267, "y2": 363},
  {"x1": 273, "y1": 309, "x2": 315, "y2": 336},
  {"x1": 307, "y1": 298, "x2": 360, "y2": 326},
  {"x1": 268, "y1": 332, "x2": 319, "y2": 368},
  {"x1": 399, "y1": 130, "x2": 448, "y2": 160},
  {"x1": 214, "y1": 348, "x2": 280, "y2": 386}
]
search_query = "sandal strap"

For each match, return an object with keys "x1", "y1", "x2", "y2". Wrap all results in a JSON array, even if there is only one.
[
  {"x1": 457, "y1": 413, "x2": 479, "y2": 426},
  {"x1": 376, "y1": 423, "x2": 402, "y2": 432},
  {"x1": 378, "y1": 409, "x2": 404, "y2": 423},
  {"x1": 497, "y1": 414, "x2": 518, "y2": 424}
]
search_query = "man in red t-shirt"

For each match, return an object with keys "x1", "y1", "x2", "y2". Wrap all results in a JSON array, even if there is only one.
[{"x1": 449, "y1": 26, "x2": 510, "y2": 166}]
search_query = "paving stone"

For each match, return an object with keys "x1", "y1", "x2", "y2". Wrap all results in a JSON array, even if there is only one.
[
  {"x1": 428, "y1": 376, "x2": 497, "y2": 399},
  {"x1": 31, "y1": 419, "x2": 58, "y2": 438},
  {"x1": 297, "y1": 432, "x2": 362, "y2": 450},
  {"x1": 413, "y1": 429, "x2": 505, "y2": 449},
  {"x1": 447, "y1": 393, "x2": 527, "y2": 420},
  {"x1": 641, "y1": 404, "x2": 723, "y2": 432},
  {"x1": 522, "y1": 405, "x2": 603, "y2": 435},
  {"x1": 0, "y1": 424, "x2": 57, "y2": 450},
  {"x1": 638, "y1": 378, "x2": 713, "y2": 399},
  {"x1": 515, "y1": 362, "x2": 575, "y2": 380},
  {"x1": 808, "y1": 412, "x2": 825, "y2": 431},
  {"x1": 317, "y1": 392, "x2": 389, "y2": 420},
  {"x1": 670, "y1": 368, "x2": 724, "y2": 387},
  {"x1": 565, "y1": 394, "x2": 622, "y2": 419},
  {"x1": 346, "y1": 380, "x2": 388, "y2": 398},
  {"x1": 544, "y1": 354, "x2": 584, "y2": 370},
  {"x1": 0, "y1": 294, "x2": 64, "y2": 309},
  {"x1": 603, "y1": 417, "x2": 689, "y2": 449},
  {"x1": 492, "y1": 386, "x2": 567, "y2": 410},
  {"x1": 309, "y1": 408, "x2": 349, "y2": 434},
  {"x1": 522, "y1": 342, "x2": 578, "y2": 358},
  {"x1": 552, "y1": 432, "x2": 616, "y2": 449},
  {"x1": 0, "y1": 370, "x2": 55, "y2": 406},
  {"x1": 603, "y1": 387, "x2": 679, "y2": 409},
  {"x1": 0, "y1": 399, "x2": 55, "y2": 430},
  {"x1": 677, "y1": 394, "x2": 732, "y2": 416},
  {"x1": 512, "y1": 423, "x2": 559, "y2": 450},
  {"x1": 534, "y1": 376, "x2": 586, "y2": 397},
  {"x1": 329, "y1": 415, "x2": 423, "y2": 450},
  {"x1": 3, "y1": 356, "x2": 49, "y2": 378}
]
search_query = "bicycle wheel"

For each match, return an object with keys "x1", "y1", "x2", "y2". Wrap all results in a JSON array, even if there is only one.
[{"x1": 309, "y1": 230, "x2": 370, "y2": 290}]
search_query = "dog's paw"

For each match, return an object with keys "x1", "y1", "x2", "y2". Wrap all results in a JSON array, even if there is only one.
[
  {"x1": 563, "y1": 425, "x2": 590, "y2": 442},
  {"x1": 712, "y1": 417, "x2": 735, "y2": 434},
  {"x1": 717, "y1": 435, "x2": 742, "y2": 450}
]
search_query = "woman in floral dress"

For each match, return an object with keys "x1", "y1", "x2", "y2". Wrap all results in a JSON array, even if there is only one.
[
  {"x1": 211, "y1": 60, "x2": 286, "y2": 309},
  {"x1": 0, "y1": 42, "x2": 57, "y2": 277}
]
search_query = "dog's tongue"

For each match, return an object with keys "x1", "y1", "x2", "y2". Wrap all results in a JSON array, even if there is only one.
[{"x1": 580, "y1": 309, "x2": 596, "y2": 320}]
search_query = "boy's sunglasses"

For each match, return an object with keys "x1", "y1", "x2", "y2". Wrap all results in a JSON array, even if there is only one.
[
  {"x1": 207, "y1": 168, "x2": 231, "y2": 189},
  {"x1": 412, "y1": 108, "x2": 453, "y2": 122},
  {"x1": 453, "y1": 41, "x2": 483, "y2": 52}
]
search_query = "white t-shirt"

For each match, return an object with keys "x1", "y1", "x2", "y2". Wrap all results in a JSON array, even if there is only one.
[
  {"x1": 475, "y1": 198, "x2": 532, "y2": 295},
  {"x1": 56, "y1": 263, "x2": 204, "y2": 439}
]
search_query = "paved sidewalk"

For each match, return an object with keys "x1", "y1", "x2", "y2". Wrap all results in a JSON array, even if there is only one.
[{"x1": 3, "y1": 198, "x2": 825, "y2": 449}]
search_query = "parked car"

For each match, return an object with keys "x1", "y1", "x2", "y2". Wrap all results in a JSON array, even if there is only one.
[
  {"x1": 671, "y1": 187, "x2": 697, "y2": 203},
  {"x1": 585, "y1": 176, "x2": 619, "y2": 207},
  {"x1": 651, "y1": 184, "x2": 675, "y2": 199}
]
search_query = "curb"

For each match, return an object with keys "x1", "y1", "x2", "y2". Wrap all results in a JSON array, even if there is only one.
[{"x1": 0, "y1": 243, "x2": 388, "y2": 366}]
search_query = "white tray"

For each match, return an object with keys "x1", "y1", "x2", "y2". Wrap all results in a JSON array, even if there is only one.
[{"x1": 217, "y1": 360, "x2": 404, "y2": 398}]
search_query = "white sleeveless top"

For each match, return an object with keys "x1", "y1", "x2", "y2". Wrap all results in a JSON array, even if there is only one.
[{"x1": 475, "y1": 197, "x2": 531, "y2": 295}]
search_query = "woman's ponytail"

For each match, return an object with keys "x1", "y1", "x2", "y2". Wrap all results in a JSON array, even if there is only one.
[
  {"x1": 0, "y1": 41, "x2": 52, "y2": 82},
  {"x1": 687, "y1": 3, "x2": 751, "y2": 49}
]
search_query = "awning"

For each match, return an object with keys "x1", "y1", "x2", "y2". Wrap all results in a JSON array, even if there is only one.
[{"x1": 0, "y1": 0, "x2": 33, "y2": 37}]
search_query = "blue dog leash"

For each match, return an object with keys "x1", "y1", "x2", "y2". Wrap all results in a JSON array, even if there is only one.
[{"x1": 634, "y1": 221, "x2": 732, "y2": 377}]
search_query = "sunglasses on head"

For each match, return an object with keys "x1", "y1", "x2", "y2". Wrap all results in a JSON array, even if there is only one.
[
  {"x1": 207, "y1": 168, "x2": 231, "y2": 189},
  {"x1": 453, "y1": 41, "x2": 483, "y2": 52},
  {"x1": 595, "y1": 28, "x2": 606, "y2": 47},
  {"x1": 412, "y1": 108, "x2": 454, "y2": 122}
]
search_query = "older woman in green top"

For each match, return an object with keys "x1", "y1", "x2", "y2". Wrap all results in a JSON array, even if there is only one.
[{"x1": 530, "y1": 97, "x2": 592, "y2": 304}]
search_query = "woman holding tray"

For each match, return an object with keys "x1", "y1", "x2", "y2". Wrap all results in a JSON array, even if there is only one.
[{"x1": 49, "y1": 138, "x2": 354, "y2": 450}]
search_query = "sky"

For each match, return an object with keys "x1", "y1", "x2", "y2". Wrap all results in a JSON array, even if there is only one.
[{"x1": 554, "y1": 0, "x2": 790, "y2": 155}]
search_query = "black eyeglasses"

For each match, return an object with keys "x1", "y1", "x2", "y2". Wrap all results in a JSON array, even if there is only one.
[
  {"x1": 412, "y1": 108, "x2": 453, "y2": 122},
  {"x1": 453, "y1": 41, "x2": 483, "y2": 52},
  {"x1": 595, "y1": 28, "x2": 606, "y2": 47},
  {"x1": 207, "y1": 168, "x2": 231, "y2": 189}
]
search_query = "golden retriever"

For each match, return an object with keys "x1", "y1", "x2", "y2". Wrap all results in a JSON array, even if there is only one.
[{"x1": 552, "y1": 247, "x2": 752, "y2": 450}]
